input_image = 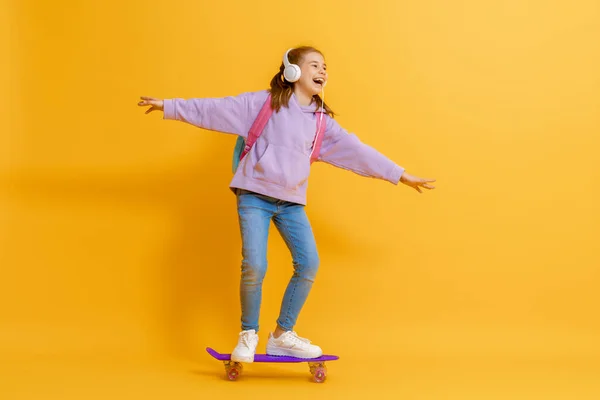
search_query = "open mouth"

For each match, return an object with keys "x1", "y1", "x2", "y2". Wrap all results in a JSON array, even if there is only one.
[{"x1": 313, "y1": 77, "x2": 325, "y2": 86}]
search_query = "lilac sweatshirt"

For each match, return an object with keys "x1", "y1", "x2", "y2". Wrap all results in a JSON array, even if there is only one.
[{"x1": 163, "y1": 90, "x2": 404, "y2": 205}]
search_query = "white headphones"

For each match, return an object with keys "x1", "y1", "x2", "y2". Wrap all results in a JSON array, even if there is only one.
[{"x1": 283, "y1": 48, "x2": 302, "y2": 82}]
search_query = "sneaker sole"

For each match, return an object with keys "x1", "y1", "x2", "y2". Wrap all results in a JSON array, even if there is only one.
[
  {"x1": 266, "y1": 346, "x2": 323, "y2": 359},
  {"x1": 231, "y1": 354, "x2": 254, "y2": 363}
]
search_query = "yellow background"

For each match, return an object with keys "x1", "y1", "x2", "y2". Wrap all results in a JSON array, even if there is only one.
[{"x1": 2, "y1": 0, "x2": 599, "y2": 398}]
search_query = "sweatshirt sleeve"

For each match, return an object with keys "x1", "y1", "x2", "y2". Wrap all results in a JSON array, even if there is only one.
[
  {"x1": 162, "y1": 90, "x2": 267, "y2": 138},
  {"x1": 317, "y1": 117, "x2": 405, "y2": 185}
]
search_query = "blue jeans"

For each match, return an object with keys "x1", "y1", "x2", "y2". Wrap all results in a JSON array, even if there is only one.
[{"x1": 236, "y1": 189, "x2": 320, "y2": 332}]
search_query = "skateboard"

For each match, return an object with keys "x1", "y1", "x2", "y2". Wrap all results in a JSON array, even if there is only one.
[{"x1": 206, "y1": 347, "x2": 339, "y2": 383}]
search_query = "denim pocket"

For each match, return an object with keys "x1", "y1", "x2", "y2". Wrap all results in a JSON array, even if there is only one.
[{"x1": 252, "y1": 144, "x2": 310, "y2": 190}]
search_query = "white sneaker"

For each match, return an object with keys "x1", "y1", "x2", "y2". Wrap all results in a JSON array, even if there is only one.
[
  {"x1": 266, "y1": 331, "x2": 323, "y2": 359},
  {"x1": 231, "y1": 329, "x2": 259, "y2": 363}
]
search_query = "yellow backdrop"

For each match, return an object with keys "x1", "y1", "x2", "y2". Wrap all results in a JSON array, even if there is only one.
[{"x1": 2, "y1": 0, "x2": 599, "y2": 398}]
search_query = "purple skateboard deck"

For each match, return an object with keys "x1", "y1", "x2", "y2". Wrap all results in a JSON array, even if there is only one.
[
  {"x1": 206, "y1": 347, "x2": 339, "y2": 363},
  {"x1": 207, "y1": 347, "x2": 338, "y2": 382}
]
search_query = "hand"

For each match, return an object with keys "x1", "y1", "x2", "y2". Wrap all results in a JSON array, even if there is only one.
[
  {"x1": 138, "y1": 96, "x2": 164, "y2": 114},
  {"x1": 400, "y1": 172, "x2": 436, "y2": 193}
]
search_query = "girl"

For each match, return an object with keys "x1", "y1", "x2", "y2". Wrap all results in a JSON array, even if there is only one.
[{"x1": 138, "y1": 46, "x2": 435, "y2": 362}]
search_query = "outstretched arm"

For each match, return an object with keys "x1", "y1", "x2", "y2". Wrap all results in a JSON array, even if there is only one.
[
  {"x1": 138, "y1": 91, "x2": 268, "y2": 138},
  {"x1": 318, "y1": 117, "x2": 435, "y2": 193}
]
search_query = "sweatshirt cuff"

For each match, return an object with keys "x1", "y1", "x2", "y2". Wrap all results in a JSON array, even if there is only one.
[
  {"x1": 389, "y1": 165, "x2": 405, "y2": 185},
  {"x1": 163, "y1": 99, "x2": 175, "y2": 120}
]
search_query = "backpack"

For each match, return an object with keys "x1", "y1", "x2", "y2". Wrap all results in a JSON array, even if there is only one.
[{"x1": 231, "y1": 94, "x2": 327, "y2": 173}]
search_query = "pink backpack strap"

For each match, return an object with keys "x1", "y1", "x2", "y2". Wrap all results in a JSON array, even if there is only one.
[
  {"x1": 240, "y1": 94, "x2": 273, "y2": 161},
  {"x1": 310, "y1": 111, "x2": 327, "y2": 164}
]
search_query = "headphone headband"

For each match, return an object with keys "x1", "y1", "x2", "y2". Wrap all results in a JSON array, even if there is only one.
[{"x1": 283, "y1": 48, "x2": 293, "y2": 67}]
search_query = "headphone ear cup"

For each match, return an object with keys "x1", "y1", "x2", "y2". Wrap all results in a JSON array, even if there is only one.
[{"x1": 283, "y1": 64, "x2": 301, "y2": 82}]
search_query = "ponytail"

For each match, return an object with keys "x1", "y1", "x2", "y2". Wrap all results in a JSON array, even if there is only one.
[{"x1": 268, "y1": 66, "x2": 294, "y2": 113}]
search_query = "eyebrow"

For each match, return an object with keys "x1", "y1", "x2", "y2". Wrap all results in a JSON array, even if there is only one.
[{"x1": 309, "y1": 61, "x2": 327, "y2": 67}]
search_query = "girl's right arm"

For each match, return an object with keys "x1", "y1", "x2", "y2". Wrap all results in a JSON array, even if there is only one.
[{"x1": 138, "y1": 91, "x2": 268, "y2": 138}]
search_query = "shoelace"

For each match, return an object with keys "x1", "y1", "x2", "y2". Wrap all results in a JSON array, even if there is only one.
[
  {"x1": 240, "y1": 332, "x2": 258, "y2": 349},
  {"x1": 288, "y1": 331, "x2": 311, "y2": 345}
]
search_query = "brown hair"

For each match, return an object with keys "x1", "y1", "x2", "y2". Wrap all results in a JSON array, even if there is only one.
[{"x1": 268, "y1": 46, "x2": 335, "y2": 117}]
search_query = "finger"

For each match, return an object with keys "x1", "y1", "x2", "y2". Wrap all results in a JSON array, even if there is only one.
[
  {"x1": 145, "y1": 106, "x2": 154, "y2": 114},
  {"x1": 416, "y1": 186, "x2": 422, "y2": 193},
  {"x1": 422, "y1": 184, "x2": 435, "y2": 189},
  {"x1": 140, "y1": 96, "x2": 157, "y2": 101}
]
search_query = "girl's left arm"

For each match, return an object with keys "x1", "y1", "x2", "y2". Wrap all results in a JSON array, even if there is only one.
[{"x1": 317, "y1": 117, "x2": 405, "y2": 185}]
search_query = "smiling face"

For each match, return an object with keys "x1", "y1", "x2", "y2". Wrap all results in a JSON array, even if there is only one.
[{"x1": 294, "y1": 51, "x2": 328, "y2": 99}]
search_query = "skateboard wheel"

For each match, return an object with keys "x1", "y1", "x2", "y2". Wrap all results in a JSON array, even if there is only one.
[
  {"x1": 308, "y1": 362, "x2": 327, "y2": 383},
  {"x1": 224, "y1": 361, "x2": 243, "y2": 381},
  {"x1": 312, "y1": 367, "x2": 327, "y2": 383},
  {"x1": 227, "y1": 367, "x2": 240, "y2": 381}
]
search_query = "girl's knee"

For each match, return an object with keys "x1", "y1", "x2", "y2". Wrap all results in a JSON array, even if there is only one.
[
  {"x1": 241, "y1": 258, "x2": 267, "y2": 283},
  {"x1": 298, "y1": 253, "x2": 320, "y2": 280}
]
